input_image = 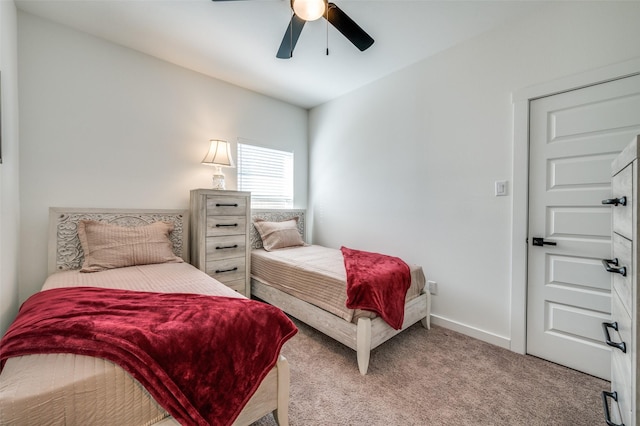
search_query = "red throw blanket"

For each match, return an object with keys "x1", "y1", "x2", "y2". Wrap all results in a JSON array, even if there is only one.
[
  {"x1": 0, "y1": 287, "x2": 297, "y2": 426},
  {"x1": 341, "y1": 246, "x2": 411, "y2": 330}
]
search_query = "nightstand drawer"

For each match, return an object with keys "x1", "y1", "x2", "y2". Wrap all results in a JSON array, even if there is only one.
[
  {"x1": 611, "y1": 232, "x2": 632, "y2": 318},
  {"x1": 206, "y1": 196, "x2": 247, "y2": 216},
  {"x1": 206, "y1": 235, "x2": 246, "y2": 260},
  {"x1": 612, "y1": 163, "x2": 632, "y2": 241},
  {"x1": 224, "y1": 279, "x2": 247, "y2": 294},
  {"x1": 206, "y1": 216, "x2": 247, "y2": 237},
  {"x1": 206, "y1": 257, "x2": 246, "y2": 283},
  {"x1": 611, "y1": 352, "x2": 632, "y2": 426},
  {"x1": 611, "y1": 291, "x2": 632, "y2": 379}
]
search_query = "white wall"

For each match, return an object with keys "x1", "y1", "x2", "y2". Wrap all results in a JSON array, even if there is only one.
[
  {"x1": 0, "y1": 0, "x2": 21, "y2": 336},
  {"x1": 17, "y1": 11, "x2": 308, "y2": 303},
  {"x1": 309, "y1": 2, "x2": 640, "y2": 347}
]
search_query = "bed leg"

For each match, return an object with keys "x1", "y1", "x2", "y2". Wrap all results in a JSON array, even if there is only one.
[
  {"x1": 420, "y1": 291, "x2": 432, "y2": 330},
  {"x1": 273, "y1": 355, "x2": 290, "y2": 426},
  {"x1": 356, "y1": 318, "x2": 372, "y2": 375}
]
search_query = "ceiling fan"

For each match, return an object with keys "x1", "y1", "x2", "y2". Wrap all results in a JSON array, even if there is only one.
[{"x1": 211, "y1": 0, "x2": 374, "y2": 59}]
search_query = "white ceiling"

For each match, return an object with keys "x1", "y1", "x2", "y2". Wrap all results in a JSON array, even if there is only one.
[{"x1": 15, "y1": 0, "x2": 545, "y2": 109}]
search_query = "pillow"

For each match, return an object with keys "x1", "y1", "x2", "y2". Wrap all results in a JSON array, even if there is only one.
[
  {"x1": 77, "y1": 220, "x2": 183, "y2": 272},
  {"x1": 253, "y1": 218, "x2": 305, "y2": 251}
]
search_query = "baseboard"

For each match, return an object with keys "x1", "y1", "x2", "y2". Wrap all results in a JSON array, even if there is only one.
[{"x1": 429, "y1": 314, "x2": 511, "y2": 350}]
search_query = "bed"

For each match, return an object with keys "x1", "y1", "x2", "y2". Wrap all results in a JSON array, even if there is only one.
[
  {"x1": 0, "y1": 207, "x2": 295, "y2": 426},
  {"x1": 249, "y1": 209, "x2": 431, "y2": 375}
]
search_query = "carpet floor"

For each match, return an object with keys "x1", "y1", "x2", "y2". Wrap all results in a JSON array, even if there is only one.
[{"x1": 252, "y1": 318, "x2": 608, "y2": 426}]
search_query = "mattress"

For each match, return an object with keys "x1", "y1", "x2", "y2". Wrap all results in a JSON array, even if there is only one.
[
  {"x1": 251, "y1": 245, "x2": 425, "y2": 323},
  {"x1": 0, "y1": 262, "x2": 242, "y2": 426}
]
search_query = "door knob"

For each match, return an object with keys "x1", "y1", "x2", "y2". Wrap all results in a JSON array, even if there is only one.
[{"x1": 532, "y1": 237, "x2": 557, "y2": 247}]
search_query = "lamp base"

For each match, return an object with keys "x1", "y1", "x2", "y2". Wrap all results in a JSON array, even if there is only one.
[
  {"x1": 212, "y1": 173, "x2": 225, "y2": 190},
  {"x1": 210, "y1": 165, "x2": 227, "y2": 190}
]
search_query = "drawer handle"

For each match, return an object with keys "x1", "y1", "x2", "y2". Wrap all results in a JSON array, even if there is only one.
[
  {"x1": 216, "y1": 203, "x2": 239, "y2": 207},
  {"x1": 601, "y1": 321, "x2": 626, "y2": 353},
  {"x1": 215, "y1": 223, "x2": 238, "y2": 228},
  {"x1": 216, "y1": 244, "x2": 239, "y2": 250},
  {"x1": 215, "y1": 267, "x2": 238, "y2": 274},
  {"x1": 601, "y1": 391, "x2": 624, "y2": 426},
  {"x1": 602, "y1": 258, "x2": 627, "y2": 276},
  {"x1": 601, "y1": 196, "x2": 627, "y2": 207}
]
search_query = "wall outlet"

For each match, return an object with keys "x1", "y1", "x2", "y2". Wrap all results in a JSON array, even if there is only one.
[{"x1": 427, "y1": 280, "x2": 438, "y2": 295}]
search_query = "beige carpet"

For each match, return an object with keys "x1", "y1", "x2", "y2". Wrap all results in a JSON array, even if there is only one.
[{"x1": 252, "y1": 318, "x2": 608, "y2": 426}]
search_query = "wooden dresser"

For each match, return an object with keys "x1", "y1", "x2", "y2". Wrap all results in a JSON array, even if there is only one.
[
  {"x1": 190, "y1": 189, "x2": 251, "y2": 297},
  {"x1": 602, "y1": 135, "x2": 640, "y2": 426}
]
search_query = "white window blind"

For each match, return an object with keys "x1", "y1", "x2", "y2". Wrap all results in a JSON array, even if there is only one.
[{"x1": 237, "y1": 143, "x2": 294, "y2": 209}]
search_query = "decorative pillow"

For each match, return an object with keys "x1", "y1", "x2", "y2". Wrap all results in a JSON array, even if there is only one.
[
  {"x1": 253, "y1": 218, "x2": 305, "y2": 251},
  {"x1": 77, "y1": 220, "x2": 183, "y2": 272}
]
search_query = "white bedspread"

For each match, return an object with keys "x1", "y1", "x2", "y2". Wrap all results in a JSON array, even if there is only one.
[{"x1": 0, "y1": 262, "x2": 241, "y2": 426}]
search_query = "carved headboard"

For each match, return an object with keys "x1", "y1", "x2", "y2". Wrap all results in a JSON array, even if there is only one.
[
  {"x1": 250, "y1": 209, "x2": 307, "y2": 249},
  {"x1": 48, "y1": 207, "x2": 189, "y2": 274}
]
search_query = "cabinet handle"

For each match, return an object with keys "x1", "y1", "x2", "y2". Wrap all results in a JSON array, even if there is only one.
[
  {"x1": 216, "y1": 203, "x2": 239, "y2": 207},
  {"x1": 601, "y1": 196, "x2": 627, "y2": 206},
  {"x1": 215, "y1": 223, "x2": 238, "y2": 228},
  {"x1": 602, "y1": 258, "x2": 627, "y2": 276},
  {"x1": 215, "y1": 267, "x2": 238, "y2": 274},
  {"x1": 216, "y1": 245, "x2": 238, "y2": 250},
  {"x1": 601, "y1": 391, "x2": 624, "y2": 426},
  {"x1": 601, "y1": 321, "x2": 626, "y2": 353}
]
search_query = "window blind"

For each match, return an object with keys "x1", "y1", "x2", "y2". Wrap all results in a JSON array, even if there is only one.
[{"x1": 237, "y1": 143, "x2": 294, "y2": 209}]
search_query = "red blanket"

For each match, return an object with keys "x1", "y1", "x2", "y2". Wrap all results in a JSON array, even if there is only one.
[
  {"x1": 0, "y1": 287, "x2": 297, "y2": 426},
  {"x1": 341, "y1": 246, "x2": 411, "y2": 330}
]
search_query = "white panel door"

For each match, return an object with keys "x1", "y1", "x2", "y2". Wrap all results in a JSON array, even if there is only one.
[{"x1": 527, "y1": 74, "x2": 640, "y2": 380}]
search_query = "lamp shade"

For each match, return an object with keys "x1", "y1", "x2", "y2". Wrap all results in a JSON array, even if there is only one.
[
  {"x1": 293, "y1": 0, "x2": 325, "y2": 21},
  {"x1": 201, "y1": 139, "x2": 235, "y2": 167}
]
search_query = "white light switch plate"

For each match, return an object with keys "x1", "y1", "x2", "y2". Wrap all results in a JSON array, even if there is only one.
[{"x1": 495, "y1": 180, "x2": 508, "y2": 196}]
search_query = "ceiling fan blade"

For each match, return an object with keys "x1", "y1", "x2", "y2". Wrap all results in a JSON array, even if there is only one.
[
  {"x1": 276, "y1": 14, "x2": 306, "y2": 59},
  {"x1": 326, "y1": 3, "x2": 374, "y2": 52}
]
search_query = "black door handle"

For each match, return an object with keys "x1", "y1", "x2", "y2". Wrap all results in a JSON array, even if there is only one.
[
  {"x1": 602, "y1": 258, "x2": 627, "y2": 276},
  {"x1": 532, "y1": 237, "x2": 557, "y2": 247},
  {"x1": 602, "y1": 196, "x2": 627, "y2": 206}
]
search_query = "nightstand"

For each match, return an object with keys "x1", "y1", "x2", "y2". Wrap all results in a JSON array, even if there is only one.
[{"x1": 190, "y1": 189, "x2": 251, "y2": 296}]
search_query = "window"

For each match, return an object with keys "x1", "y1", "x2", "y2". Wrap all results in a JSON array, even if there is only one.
[{"x1": 237, "y1": 143, "x2": 294, "y2": 209}]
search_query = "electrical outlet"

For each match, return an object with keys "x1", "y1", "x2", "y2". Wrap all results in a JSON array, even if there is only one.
[{"x1": 427, "y1": 280, "x2": 438, "y2": 295}]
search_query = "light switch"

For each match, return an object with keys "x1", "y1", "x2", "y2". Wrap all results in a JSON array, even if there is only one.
[{"x1": 495, "y1": 180, "x2": 508, "y2": 196}]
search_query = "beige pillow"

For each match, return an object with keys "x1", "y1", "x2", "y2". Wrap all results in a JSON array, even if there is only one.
[
  {"x1": 78, "y1": 220, "x2": 183, "y2": 272},
  {"x1": 253, "y1": 218, "x2": 305, "y2": 251}
]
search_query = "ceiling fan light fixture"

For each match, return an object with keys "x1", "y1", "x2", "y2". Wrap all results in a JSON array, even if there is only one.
[{"x1": 292, "y1": 0, "x2": 325, "y2": 21}]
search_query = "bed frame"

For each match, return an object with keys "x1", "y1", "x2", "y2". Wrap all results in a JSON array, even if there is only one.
[
  {"x1": 250, "y1": 209, "x2": 431, "y2": 375},
  {"x1": 47, "y1": 207, "x2": 291, "y2": 426}
]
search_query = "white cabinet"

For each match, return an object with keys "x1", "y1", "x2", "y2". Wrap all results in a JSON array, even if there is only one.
[{"x1": 603, "y1": 135, "x2": 640, "y2": 426}]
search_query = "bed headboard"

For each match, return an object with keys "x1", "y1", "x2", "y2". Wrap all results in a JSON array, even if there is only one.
[
  {"x1": 250, "y1": 209, "x2": 307, "y2": 249},
  {"x1": 48, "y1": 207, "x2": 189, "y2": 274}
]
